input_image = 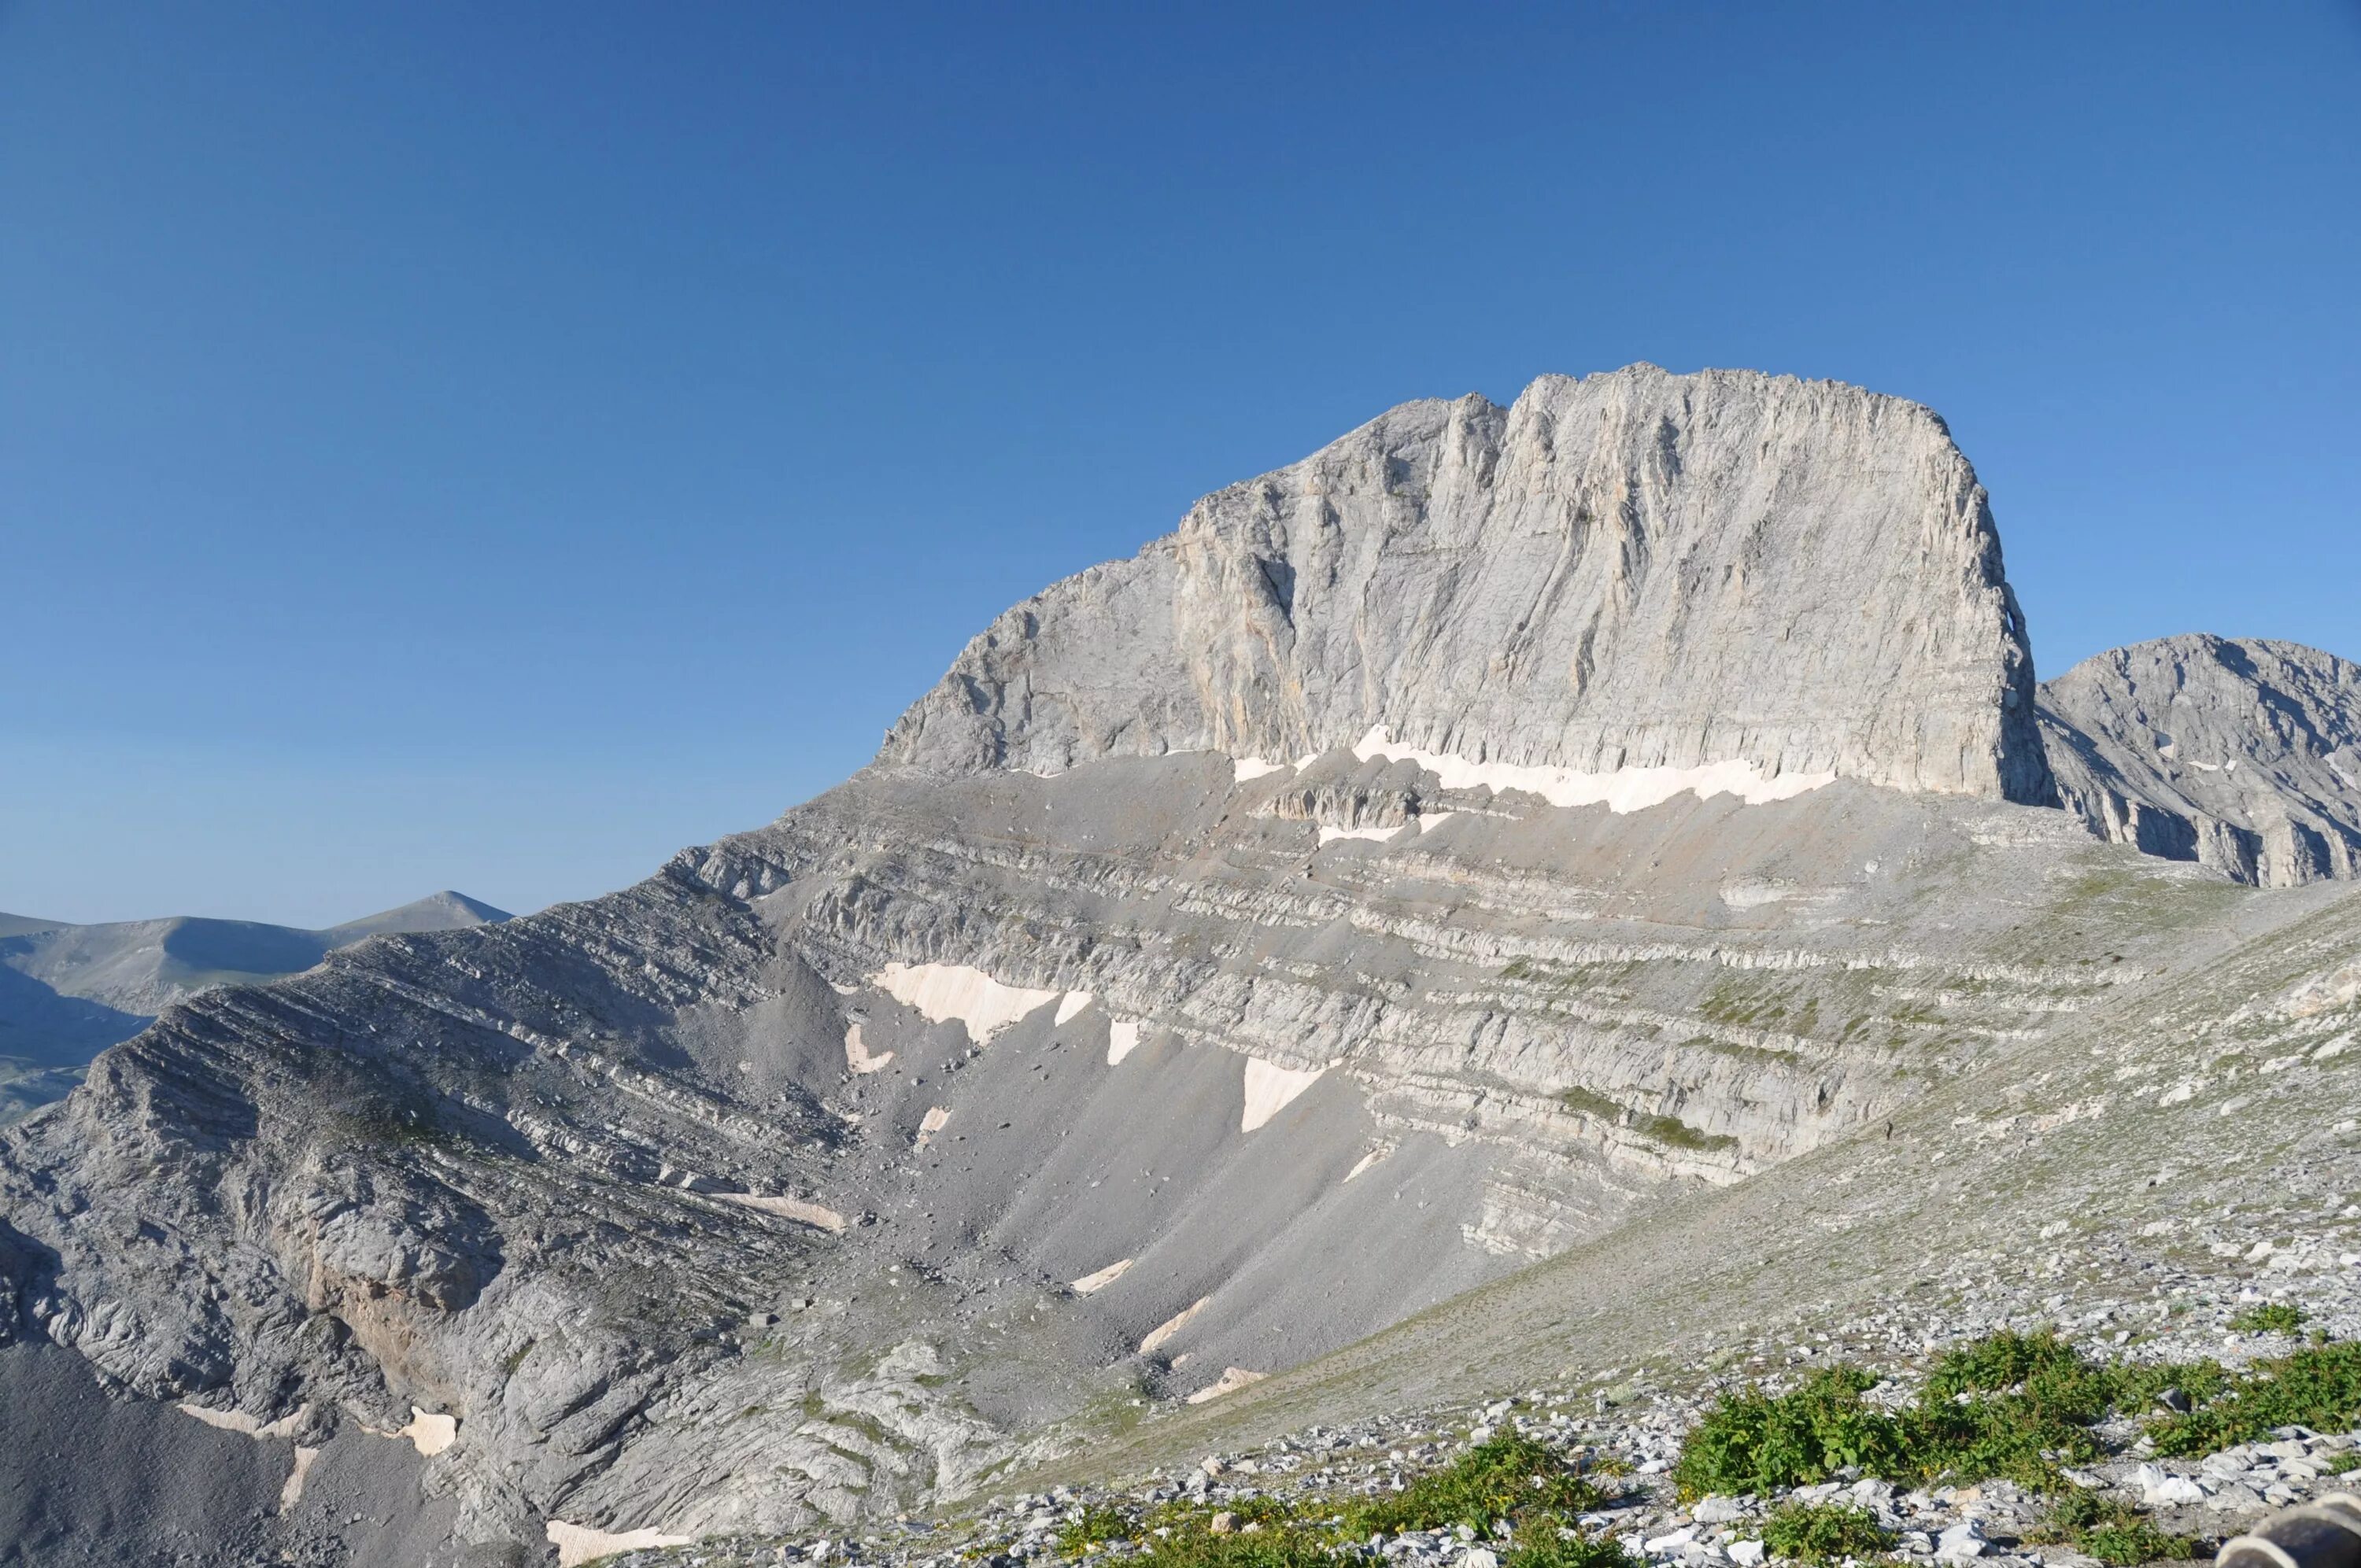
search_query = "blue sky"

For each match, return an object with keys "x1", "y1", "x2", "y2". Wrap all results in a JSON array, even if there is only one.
[{"x1": 3, "y1": 2, "x2": 2356, "y2": 926}]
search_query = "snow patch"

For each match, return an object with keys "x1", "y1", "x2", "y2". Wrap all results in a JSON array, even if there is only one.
[
  {"x1": 548, "y1": 1520, "x2": 693, "y2": 1566},
  {"x1": 1344, "y1": 1144, "x2": 1393, "y2": 1182},
  {"x1": 716, "y1": 1193, "x2": 848, "y2": 1233},
  {"x1": 1140, "y1": 1296, "x2": 1210, "y2": 1355},
  {"x1": 1241, "y1": 1057, "x2": 1325, "y2": 1132},
  {"x1": 915, "y1": 1105, "x2": 952, "y2": 1149},
  {"x1": 1054, "y1": 991, "x2": 1093, "y2": 1025},
  {"x1": 1415, "y1": 812, "x2": 1458, "y2": 832},
  {"x1": 844, "y1": 1023, "x2": 892, "y2": 1075},
  {"x1": 1352, "y1": 726, "x2": 1834, "y2": 812},
  {"x1": 1186, "y1": 1366, "x2": 1268, "y2": 1404},
  {"x1": 279, "y1": 1446, "x2": 321, "y2": 1512},
  {"x1": 1071, "y1": 1258, "x2": 1132, "y2": 1294},
  {"x1": 397, "y1": 1407, "x2": 457, "y2": 1456},
  {"x1": 1107, "y1": 1019, "x2": 1144, "y2": 1065},
  {"x1": 177, "y1": 1402, "x2": 308, "y2": 1441},
  {"x1": 1318, "y1": 824, "x2": 1401, "y2": 845},
  {"x1": 870, "y1": 962, "x2": 1061, "y2": 1043},
  {"x1": 1233, "y1": 757, "x2": 1291, "y2": 784}
]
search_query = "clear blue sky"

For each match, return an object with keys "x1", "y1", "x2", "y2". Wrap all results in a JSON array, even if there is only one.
[{"x1": 3, "y1": 2, "x2": 2356, "y2": 927}]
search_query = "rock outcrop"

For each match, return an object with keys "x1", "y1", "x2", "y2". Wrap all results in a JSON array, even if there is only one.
[
  {"x1": 2041, "y1": 635, "x2": 2361, "y2": 887},
  {"x1": 885, "y1": 365, "x2": 2053, "y2": 806}
]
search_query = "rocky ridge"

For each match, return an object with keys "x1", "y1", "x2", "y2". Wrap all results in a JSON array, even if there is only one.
[
  {"x1": 2042, "y1": 636, "x2": 2361, "y2": 887},
  {"x1": 0, "y1": 890, "x2": 510, "y2": 1125}
]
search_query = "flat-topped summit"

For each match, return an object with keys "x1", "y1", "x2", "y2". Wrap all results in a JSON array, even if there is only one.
[{"x1": 883, "y1": 365, "x2": 2053, "y2": 805}]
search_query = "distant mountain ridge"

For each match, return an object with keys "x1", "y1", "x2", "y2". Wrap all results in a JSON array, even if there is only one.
[{"x1": 0, "y1": 891, "x2": 508, "y2": 1122}]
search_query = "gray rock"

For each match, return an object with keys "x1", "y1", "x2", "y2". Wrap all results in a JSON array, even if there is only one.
[
  {"x1": 2041, "y1": 635, "x2": 2361, "y2": 885},
  {"x1": 884, "y1": 366, "x2": 2052, "y2": 806}
]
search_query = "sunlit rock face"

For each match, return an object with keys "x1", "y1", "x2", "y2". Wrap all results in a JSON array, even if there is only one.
[{"x1": 883, "y1": 364, "x2": 2053, "y2": 807}]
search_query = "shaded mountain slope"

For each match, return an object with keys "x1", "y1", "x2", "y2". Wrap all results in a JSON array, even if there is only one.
[{"x1": 2042, "y1": 635, "x2": 2361, "y2": 887}]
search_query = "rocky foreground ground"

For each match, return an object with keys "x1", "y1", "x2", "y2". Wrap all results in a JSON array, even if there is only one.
[{"x1": 605, "y1": 1203, "x2": 2361, "y2": 1568}]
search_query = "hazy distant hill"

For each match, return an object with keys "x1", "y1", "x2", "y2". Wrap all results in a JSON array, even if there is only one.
[{"x1": 0, "y1": 891, "x2": 508, "y2": 1121}]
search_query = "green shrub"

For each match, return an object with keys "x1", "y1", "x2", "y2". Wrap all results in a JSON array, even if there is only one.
[
  {"x1": 1504, "y1": 1529, "x2": 1645, "y2": 1568},
  {"x1": 1759, "y1": 1502, "x2": 1892, "y2": 1565},
  {"x1": 1058, "y1": 1503, "x2": 1140, "y2": 1556},
  {"x1": 1130, "y1": 1526, "x2": 1348, "y2": 1568},
  {"x1": 1672, "y1": 1367, "x2": 1912, "y2": 1499},
  {"x1": 1674, "y1": 1331, "x2": 2248, "y2": 1498},
  {"x1": 2148, "y1": 1340, "x2": 2361, "y2": 1457},
  {"x1": 1350, "y1": 1430, "x2": 1612, "y2": 1537},
  {"x1": 2229, "y1": 1304, "x2": 2306, "y2": 1334},
  {"x1": 2038, "y1": 1492, "x2": 2197, "y2": 1566}
]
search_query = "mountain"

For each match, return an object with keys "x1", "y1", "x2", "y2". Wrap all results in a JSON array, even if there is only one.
[
  {"x1": 888, "y1": 366, "x2": 2052, "y2": 804},
  {"x1": 326, "y1": 890, "x2": 515, "y2": 944},
  {"x1": 2042, "y1": 634, "x2": 2361, "y2": 887},
  {"x1": 0, "y1": 891, "x2": 510, "y2": 1123},
  {"x1": 0, "y1": 368, "x2": 2353, "y2": 1567}
]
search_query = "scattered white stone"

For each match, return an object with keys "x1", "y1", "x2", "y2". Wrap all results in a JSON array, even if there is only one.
[{"x1": 1934, "y1": 1521, "x2": 1988, "y2": 1561}]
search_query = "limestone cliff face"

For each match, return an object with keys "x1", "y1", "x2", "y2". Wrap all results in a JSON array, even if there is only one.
[
  {"x1": 2041, "y1": 634, "x2": 2361, "y2": 887},
  {"x1": 883, "y1": 365, "x2": 2053, "y2": 805}
]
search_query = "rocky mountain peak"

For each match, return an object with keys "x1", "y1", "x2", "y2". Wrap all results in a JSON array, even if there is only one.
[
  {"x1": 881, "y1": 365, "x2": 2052, "y2": 806},
  {"x1": 2041, "y1": 633, "x2": 2361, "y2": 885}
]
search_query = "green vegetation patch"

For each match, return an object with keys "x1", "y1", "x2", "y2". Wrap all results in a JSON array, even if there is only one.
[
  {"x1": 1069, "y1": 1434, "x2": 1636, "y2": 1568},
  {"x1": 1673, "y1": 1330, "x2": 2264, "y2": 1498},
  {"x1": 2037, "y1": 1491, "x2": 2199, "y2": 1566},
  {"x1": 2227, "y1": 1303, "x2": 2305, "y2": 1334},
  {"x1": 1758, "y1": 1502, "x2": 1893, "y2": 1566},
  {"x1": 2148, "y1": 1338, "x2": 2361, "y2": 1457},
  {"x1": 1354, "y1": 1430, "x2": 1613, "y2": 1537},
  {"x1": 1634, "y1": 1112, "x2": 1738, "y2": 1153},
  {"x1": 1557, "y1": 1088, "x2": 1736, "y2": 1154}
]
